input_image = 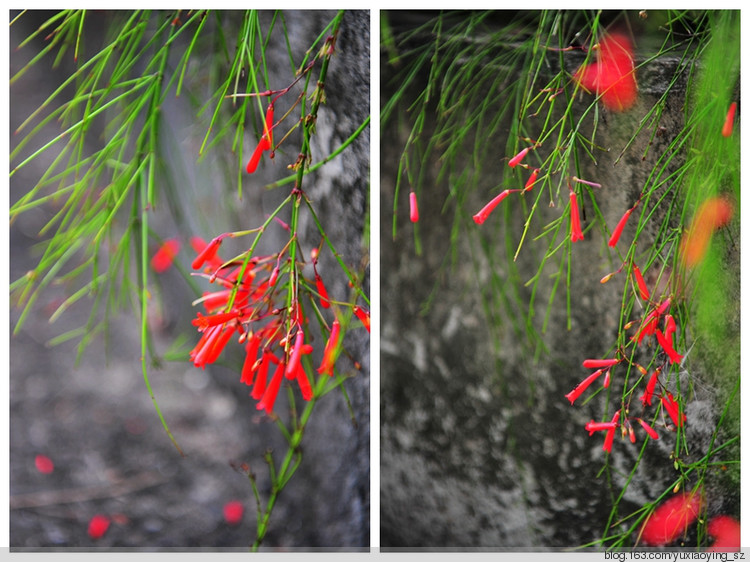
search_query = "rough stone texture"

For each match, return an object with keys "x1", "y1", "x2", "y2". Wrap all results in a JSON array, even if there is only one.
[
  {"x1": 9, "y1": 10, "x2": 369, "y2": 550},
  {"x1": 380, "y1": 15, "x2": 738, "y2": 549}
]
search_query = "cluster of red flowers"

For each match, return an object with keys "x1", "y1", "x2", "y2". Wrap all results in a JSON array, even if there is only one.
[
  {"x1": 187, "y1": 234, "x2": 356, "y2": 415},
  {"x1": 565, "y1": 260, "x2": 690, "y2": 453}
]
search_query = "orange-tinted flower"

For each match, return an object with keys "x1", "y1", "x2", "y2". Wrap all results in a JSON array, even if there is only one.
[
  {"x1": 250, "y1": 351, "x2": 276, "y2": 400},
  {"x1": 569, "y1": 189, "x2": 584, "y2": 242},
  {"x1": 722, "y1": 101, "x2": 737, "y2": 137},
  {"x1": 679, "y1": 197, "x2": 734, "y2": 268},
  {"x1": 88, "y1": 514, "x2": 111, "y2": 540},
  {"x1": 608, "y1": 208, "x2": 632, "y2": 247},
  {"x1": 317, "y1": 319, "x2": 341, "y2": 376},
  {"x1": 151, "y1": 238, "x2": 180, "y2": 273},
  {"x1": 190, "y1": 236, "x2": 224, "y2": 271},
  {"x1": 573, "y1": 32, "x2": 638, "y2": 112},
  {"x1": 640, "y1": 491, "x2": 702, "y2": 546},
  {"x1": 353, "y1": 305, "x2": 370, "y2": 332},
  {"x1": 508, "y1": 147, "x2": 530, "y2": 167},
  {"x1": 240, "y1": 334, "x2": 262, "y2": 386},
  {"x1": 409, "y1": 191, "x2": 419, "y2": 223},
  {"x1": 640, "y1": 367, "x2": 661, "y2": 406},
  {"x1": 473, "y1": 189, "x2": 518, "y2": 225}
]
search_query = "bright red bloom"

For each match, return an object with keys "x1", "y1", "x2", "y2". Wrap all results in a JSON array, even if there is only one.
[
  {"x1": 565, "y1": 368, "x2": 606, "y2": 404},
  {"x1": 632, "y1": 264, "x2": 650, "y2": 300},
  {"x1": 192, "y1": 310, "x2": 242, "y2": 330},
  {"x1": 151, "y1": 238, "x2": 180, "y2": 273},
  {"x1": 257, "y1": 360, "x2": 286, "y2": 414},
  {"x1": 294, "y1": 362, "x2": 313, "y2": 400},
  {"x1": 190, "y1": 324, "x2": 237, "y2": 369},
  {"x1": 34, "y1": 454, "x2": 54, "y2": 474},
  {"x1": 585, "y1": 419, "x2": 618, "y2": 435},
  {"x1": 223, "y1": 500, "x2": 244, "y2": 526},
  {"x1": 707, "y1": 515, "x2": 741, "y2": 551},
  {"x1": 508, "y1": 147, "x2": 530, "y2": 167},
  {"x1": 656, "y1": 329, "x2": 683, "y2": 365},
  {"x1": 88, "y1": 514, "x2": 111, "y2": 540},
  {"x1": 661, "y1": 393, "x2": 686, "y2": 427},
  {"x1": 722, "y1": 101, "x2": 737, "y2": 137},
  {"x1": 240, "y1": 334, "x2": 263, "y2": 386},
  {"x1": 640, "y1": 491, "x2": 702, "y2": 546},
  {"x1": 190, "y1": 237, "x2": 224, "y2": 271},
  {"x1": 608, "y1": 208, "x2": 632, "y2": 247},
  {"x1": 640, "y1": 367, "x2": 661, "y2": 406},
  {"x1": 246, "y1": 104, "x2": 274, "y2": 174},
  {"x1": 524, "y1": 168, "x2": 540, "y2": 191},
  {"x1": 315, "y1": 274, "x2": 330, "y2": 309},
  {"x1": 472, "y1": 189, "x2": 519, "y2": 225},
  {"x1": 582, "y1": 358, "x2": 619, "y2": 369},
  {"x1": 569, "y1": 189, "x2": 584, "y2": 242},
  {"x1": 573, "y1": 32, "x2": 638, "y2": 112},
  {"x1": 353, "y1": 305, "x2": 370, "y2": 332},
  {"x1": 637, "y1": 418, "x2": 660, "y2": 440},
  {"x1": 318, "y1": 319, "x2": 341, "y2": 376},
  {"x1": 286, "y1": 330, "x2": 305, "y2": 378},
  {"x1": 251, "y1": 351, "x2": 276, "y2": 400},
  {"x1": 192, "y1": 234, "x2": 231, "y2": 270},
  {"x1": 602, "y1": 410, "x2": 620, "y2": 453},
  {"x1": 409, "y1": 191, "x2": 419, "y2": 223}
]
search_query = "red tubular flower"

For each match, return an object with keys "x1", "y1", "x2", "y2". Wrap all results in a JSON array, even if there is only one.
[
  {"x1": 722, "y1": 101, "x2": 737, "y2": 137},
  {"x1": 661, "y1": 393, "x2": 686, "y2": 427},
  {"x1": 569, "y1": 189, "x2": 584, "y2": 242},
  {"x1": 294, "y1": 363, "x2": 313, "y2": 400},
  {"x1": 508, "y1": 146, "x2": 530, "y2": 167},
  {"x1": 240, "y1": 334, "x2": 262, "y2": 386},
  {"x1": 602, "y1": 410, "x2": 620, "y2": 453},
  {"x1": 637, "y1": 418, "x2": 660, "y2": 440},
  {"x1": 315, "y1": 274, "x2": 330, "y2": 309},
  {"x1": 473, "y1": 189, "x2": 519, "y2": 225},
  {"x1": 582, "y1": 358, "x2": 619, "y2": 369},
  {"x1": 246, "y1": 104, "x2": 274, "y2": 174},
  {"x1": 317, "y1": 319, "x2": 341, "y2": 376},
  {"x1": 608, "y1": 208, "x2": 632, "y2": 247},
  {"x1": 353, "y1": 305, "x2": 370, "y2": 332},
  {"x1": 632, "y1": 264, "x2": 650, "y2": 300},
  {"x1": 409, "y1": 191, "x2": 419, "y2": 223},
  {"x1": 151, "y1": 238, "x2": 180, "y2": 273},
  {"x1": 640, "y1": 367, "x2": 661, "y2": 406},
  {"x1": 524, "y1": 168, "x2": 540, "y2": 191},
  {"x1": 257, "y1": 360, "x2": 286, "y2": 414},
  {"x1": 565, "y1": 368, "x2": 606, "y2": 405},
  {"x1": 285, "y1": 330, "x2": 305, "y2": 378},
  {"x1": 585, "y1": 419, "x2": 618, "y2": 435},
  {"x1": 250, "y1": 352, "x2": 276, "y2": 400},
  {"x1": 192, "y1": 310, "x2": 242, "y2": 330},
  {"x1": 656, "y1": 329, "x2": 683, "y2": 365},
  {"x1": 192, "y1": 234, "x2": 230, "y2": 270}
]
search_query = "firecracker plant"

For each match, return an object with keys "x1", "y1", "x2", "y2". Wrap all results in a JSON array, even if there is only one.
[
  {"x1": 383, "y1": 10, "x2": 738, "y2": 549},
  {"x1": 10, "y1": 9, "x2": 369, "y2": 549}
]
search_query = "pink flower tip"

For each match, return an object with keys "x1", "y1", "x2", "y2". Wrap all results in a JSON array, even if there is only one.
[{"x1": 223, "y1": 500, "x2": 244, "y2": 526}]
